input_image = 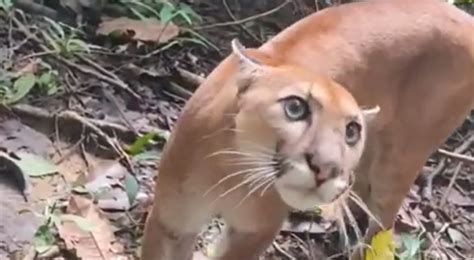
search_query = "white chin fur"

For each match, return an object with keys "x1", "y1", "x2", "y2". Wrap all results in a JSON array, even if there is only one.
[{"x1": 274, "y1": 161, "x2": 348, "y2": 211}]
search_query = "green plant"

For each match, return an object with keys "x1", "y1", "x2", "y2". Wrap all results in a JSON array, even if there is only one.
[
  {"x1": 41, "y1": 17, "x2": 90, "y2": 57},
  {"x1": 0, "y1": 0, "x2": 13, "y2": 12},
  {"x1": 32, "y1": 199, "x2": 94, "y2": 254},
  {"x1": 0, "y1": 72, "x2": 36, "y2": 105},
  {"x1": 395, "y1": 233, "x2": 425, "y2": 260},
  {"x1": 0, "y1": 61, "x2": 61, "y2": 105},
  {"x1": 120, "y1": 0, "x2": 202, "y2": 25},
  {"x1": 125, "y1": 131, "x2": 159, "y2": 155},
  {"x1": 117, "y1": 1, "x2": 217, "y2": 52},
  {"x1": 36, "y1": 62, "x2": 60, "y2": 95}
]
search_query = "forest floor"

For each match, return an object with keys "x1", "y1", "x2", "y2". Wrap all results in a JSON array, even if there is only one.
[{"x1": 0, "y1": 1, "x2": 472, "y2": 259}]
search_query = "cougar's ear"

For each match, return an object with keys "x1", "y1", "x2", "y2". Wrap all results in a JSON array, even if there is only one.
[
  {"x1": 231, "y1": 39, "x2": 265, "y2": 94},
  {"x1": 361, "y1": 105, "x2": 380, "y2": 124}
]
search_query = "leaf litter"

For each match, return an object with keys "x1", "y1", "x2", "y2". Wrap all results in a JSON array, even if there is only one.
[{"x1": 57, "y1": 195, "x2": 126, "y2": 259}]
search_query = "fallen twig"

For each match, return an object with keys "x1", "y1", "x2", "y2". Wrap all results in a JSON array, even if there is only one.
[
  {"x1": 10, "y1": 104, "x2": 169, "y2": 144},
  {"x1": 55, "y1": 134, "x2": 86, "y2": 164},
  {"x1": 173, "y1": 67, "x2": 205, "y2": 89},
  {"x1": 423, "y1": 133, "x2": 474, "y2": 199},
  {"x1": 222, "y1": 0, "x2": 263, "y2": 43},
  {"x1": 195, "y1": 0, "x2": 293, "y2": 30},
  {"x1": 101, "y1": 88, "x2": 139, "y2": 135},
  {"x1": 437, "y1": 148, "x2": 474, "y2": 164},
  {"x1": 273, "y1": 241, "x2": 296, "y2": 260},
  {"x1": 168, "y1": 81, "x2": 193, "y2": 99},
  {"x1": 439, "y1": 162, "x2": 464, "y2": 207},
  {"x1": 64, "y1": 70, "x2": 87, "y2": 108},
  {"x1": 77, "y1": 55, "x2": 123, "y2": 82},
  {"x1": 11, "y1": 104, "x2": 126, "y2": 157},
  {"x1": 58, "y1": 57, "x2": 142, "y2": 100},
  {"x1": 121, "y1": 63, "x2": 194, "y2": 99}
]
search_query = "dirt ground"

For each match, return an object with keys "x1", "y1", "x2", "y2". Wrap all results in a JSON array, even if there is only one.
[{"x1": 0, "y1": 1, "x2": 473, "y2": 259}]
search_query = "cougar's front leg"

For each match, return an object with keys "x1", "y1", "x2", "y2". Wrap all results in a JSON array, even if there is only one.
[
  {"x1": 141, "y1": 182, "x2": 210, "y2": 260},
  {"x1": 141, "y1": 208, "x2": 197, "y2": 260},
  {"x1": 210, "y1": 196, "x2": 288, "y2": 260}
]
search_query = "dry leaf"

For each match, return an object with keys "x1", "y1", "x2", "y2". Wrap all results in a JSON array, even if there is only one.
[
  {"x1": 365, "y1": 229, "x2": 395, "y2": 260},
  {"x1": 397, "y1": 201, "x2": 420, "y2": 232},
  {"x1": 84, "y1": 162, "x2": 132, "y2": 211},
  {"x1": 13, "y1": 59, "x2": 40, "y2": 78},
  {"x1": 445, "y1": 187, "x2": 473, "y2": 207},
  {"x1": 96, "y1": 17, "x2": 179, "y2": 43},
  {"x1": 57, "y1": 195, "x2": 125, "y2": 259}
]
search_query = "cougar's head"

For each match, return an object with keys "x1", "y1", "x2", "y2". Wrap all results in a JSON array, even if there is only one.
[{"x1": 230, "y1": 39, "x2": 379, "y2": 210}]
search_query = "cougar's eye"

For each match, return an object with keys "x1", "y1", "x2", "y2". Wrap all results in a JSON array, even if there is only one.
[
  {"x1": 345, "y1": 121, "x2": 361, "y2": 146},
  {"x1": 282, "y1": 96, "x2": 310, "y2": 121}
]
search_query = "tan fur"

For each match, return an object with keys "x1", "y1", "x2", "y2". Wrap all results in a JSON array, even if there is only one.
[{"x1": 141, "y1": 0, "x2": 474, "y2": 259}]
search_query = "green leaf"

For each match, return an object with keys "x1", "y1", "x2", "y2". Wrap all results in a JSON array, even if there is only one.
[
  {"x1": 123, "y1": 0, "x2": 161, "y2": 19},
  {"x1": 66, "y1": 39, "x2": 90, "y2": 53},
  {"x1": 43, "y1": 17, "x2": 65, "y2": 40},
  {"x1": 0, "y1": 85, "x2": 12, "y2": 101},
  {"x1": 37, "y1": 72, "x2": 59, "y2": 95},
  {"x1": 125, "y1": 131, "x2": 158, "y2": 155},
  {"x1": 59, "y1": 214, "x2": 95, "y2": 232},
  {"x1": 396, "y1": 233, "x2": 423, "y2": 260},
  {"x1": 159, "y1": 4, "x2": 175, "y2": 23},
  {"x1": 33, "y1": 223, "x2": 56, "y2": 254},
  {"x1": 0, "y1": 0, "x2": 13, "y2": 11},
  {"x1": 6, "y1": 73, "x2": 36, "y2": 104},
  {"x1": 40, "y1": 30, "x2": 61, "y2": 53},
  {"x1": 0, "y1": 71, "x2": 12, "y2": 86},
  {"x1": 38, "y1": 72, "x2": 53, "y2": 86},
  {"x1": 127, "y1": 5, "x2": 148, "y2": 21},
  {"x1": 178, "y1": 3, "x2": 201, "y2": 21},
  {"x1": 46, "y1": 84, "x2": 58, "y2": 95},
  {"x1": 12, "y1": 152, "x2": 59, "y2": 177},
  {"x1": 176, "y1": 10, "x2": 192, "y2": 25},
  {"x1": 124, "y1": 172, "x2": 139, "y2": 205}
]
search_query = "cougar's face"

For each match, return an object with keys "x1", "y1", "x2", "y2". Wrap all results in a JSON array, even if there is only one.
[
  {"x1": 234, "y1": 72, "x2": 373, "y2": 211},
  {"x1": 230, "y1": 39, "x2": 378, "y2": 210}
]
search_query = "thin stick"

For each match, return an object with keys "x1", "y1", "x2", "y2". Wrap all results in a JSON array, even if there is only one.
[
  {"x1": 439, "y1": 162, "x2": 463, "y2": 207},
  {"x1": 222, "y1": 0, "x2": 262, "y2": 43},
  {"x1": 437, "y1": 148, "x2": 474, "y2": 164},
  {"x1": 195, "y1": 0, "x2": 293, "y2": 30},
  {"x1": 273, "y1": 241, "x2": 296, "y2": 260},
  {"x1": 424, "y1": 133, "x2": 473, "y2": 199}
]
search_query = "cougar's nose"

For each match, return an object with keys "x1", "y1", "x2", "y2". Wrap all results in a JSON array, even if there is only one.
[{"x1": 304, "y1": 153, "x2": 342, "y2": 184}]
